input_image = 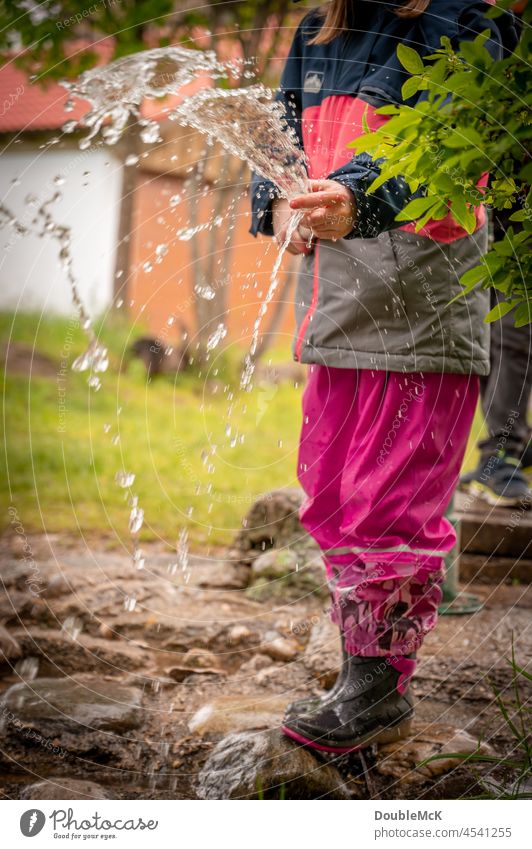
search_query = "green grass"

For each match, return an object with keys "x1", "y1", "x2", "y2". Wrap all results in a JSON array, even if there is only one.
[
  {"x1": 1, "y1": 311, "x2": 489, "y2": 549},
  {"x1": 1, "y1": 312, "x2": 301, "y2": 548}
]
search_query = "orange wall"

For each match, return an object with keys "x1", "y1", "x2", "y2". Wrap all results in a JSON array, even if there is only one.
[{"x1": 129, "y1": 170, "x2": 297, "y2": 352}]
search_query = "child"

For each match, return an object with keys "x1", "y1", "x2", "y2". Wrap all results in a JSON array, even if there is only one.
[{"x1": 250, "y1": 0, "x2": 516, "y2": 754}]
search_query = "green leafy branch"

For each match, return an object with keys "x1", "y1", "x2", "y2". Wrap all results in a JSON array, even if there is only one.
[{"x1": 352, "y1": 7, "x2": 532, "y2": 325}]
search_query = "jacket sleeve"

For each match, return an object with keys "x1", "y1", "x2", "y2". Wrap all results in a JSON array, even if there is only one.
[
  {"x1": 328, "y1": 4, "x2": 517, "y2": 240},
  {"x1": 329, "y1": 155, "x2": 413, "y2": 240},
  {"x1": 249, "y1": 24, "x2": 305, "y2": 238}
]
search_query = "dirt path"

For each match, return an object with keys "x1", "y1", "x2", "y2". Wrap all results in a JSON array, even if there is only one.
[{"x1": 0, "y1": 529, "x2": 530, "y2": 800}]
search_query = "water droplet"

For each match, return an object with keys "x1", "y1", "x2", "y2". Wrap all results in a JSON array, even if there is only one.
[
  {"x1": 115, "y1": 470, "x2": 135, "y2": 488},
  {"x1": 206, "y1": 323, "x2": 227, "y2": 352}
]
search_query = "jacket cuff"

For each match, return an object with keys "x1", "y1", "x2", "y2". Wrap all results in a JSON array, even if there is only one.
[
  {"x1": 328, "y1": 174, "x2": 380, "y2": 239},
  {"x1": 250, "y1": 182, "x2": 281, "y2": 237}
]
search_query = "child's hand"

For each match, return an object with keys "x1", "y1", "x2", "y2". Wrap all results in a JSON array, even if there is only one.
[
  {"x1": 289, "y1": 179, "x2": 357, "y2": 240},
  {"x1": 272, "y1": 198, "x2": 314, "y2": 255}
]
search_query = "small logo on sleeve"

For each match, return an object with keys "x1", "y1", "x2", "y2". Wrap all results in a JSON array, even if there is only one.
[{"x1": 304, "y1": 71, "x2": 324, "y2": 93}]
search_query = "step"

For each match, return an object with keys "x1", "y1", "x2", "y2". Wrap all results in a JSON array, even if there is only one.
[{"x1": 454, "y1": 491, "x2": 532, "y2": 559}]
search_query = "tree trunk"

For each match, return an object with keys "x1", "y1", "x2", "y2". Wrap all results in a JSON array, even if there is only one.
[{"x1": 113, "y1": 128, "x2": 140, "y2": 307}]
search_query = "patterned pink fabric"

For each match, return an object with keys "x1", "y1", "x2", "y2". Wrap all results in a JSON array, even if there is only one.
[{"x1": 298, "y1": 366, "x2": 479, "y2": 657}]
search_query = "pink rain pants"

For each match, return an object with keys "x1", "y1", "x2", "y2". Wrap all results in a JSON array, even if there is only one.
[{"x1": 298, "y1": 366, "x2": 479, "y2": 658}]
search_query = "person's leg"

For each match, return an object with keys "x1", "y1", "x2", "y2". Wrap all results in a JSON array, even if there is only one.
[
  {"x1": 481, "y1": 288, "x2": 532, "y2": 459},
  {"x1": 285, "y1": 364, "x2": 362, "y2": 716},
  {"x1": 283, "y1": 370, "x2": 479, "y2": 752},
  {"x1": 462, "y1": 291, "x2": 532, "y2": 505}
]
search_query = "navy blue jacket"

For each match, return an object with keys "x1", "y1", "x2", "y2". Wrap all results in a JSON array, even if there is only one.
[{"x1": 250, "y1": 0, "x2": 517, "y2": 240}]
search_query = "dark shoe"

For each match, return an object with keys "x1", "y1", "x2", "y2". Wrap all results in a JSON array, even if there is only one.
[
  {"x1": 285, "y1": 633, "x2": 348, "y2": 718},
  {"x1": 282, "y1": 655, "x2": 415, "y2": 754},
  {"x1": 459, "y1": 453, "x2": 531, "y2": 507},
  {"x1": 520, "y1": 440, "x2": 532, "y2": 472}
]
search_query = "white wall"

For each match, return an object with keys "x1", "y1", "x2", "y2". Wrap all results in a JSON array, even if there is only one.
[{"x1": 0, "y1": 145, "x2": 123, "y2": 317}]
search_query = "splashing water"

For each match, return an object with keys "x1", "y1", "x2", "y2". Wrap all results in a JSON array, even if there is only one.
[
  {"x1": 206, "y1": 323, "x2": 227, "y2": 352},
  {"x1": 129, "y1": 496, "x2": 145, "y2": 534},
  {"x1": 62, "y1": 616, "x2": 83, "y2": 641},
  {"x1": 61, "y1": 46, "x2": 224, "y2": 149},
  {"x1": 240, "y1": 210, "x2": 303, "y2": 390},
  {"x1": 2, "y1": 44, "x2": 312, "y2": 584},
  {"x1": 0, "y1": 196, "x2": 109, "y2": 382},
  {"x1": 175, "y1": 216, "x2": 223, "y2": 241},
  {"x1": 15, "y1": 657, "x2": 40, "y2": 681},
  {"x1": 170, "y1": 84, "x2": 308, "y2": 200},
  {"x1": 194, "y1": 283, "x2": 216, "y2": 301},
  {"x1": 115, "y1": 470, "x2": 136, "y2": 488},
  {"x1": 177, "y1": 527, "x2": 190, "y2": 584}
]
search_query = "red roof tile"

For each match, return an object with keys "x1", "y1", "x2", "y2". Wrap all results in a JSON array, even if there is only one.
[{"x1": 0, "y1": 40, "x2": 114, "y2": 133}]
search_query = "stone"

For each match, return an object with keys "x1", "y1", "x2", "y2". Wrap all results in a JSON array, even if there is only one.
[
  {"x1": 21, "y1": 778, "x2": 115, "y2": 800},
  {"x1": 11, "y1": 628, "x2": 152, "y2": 675},
  {"x1": 251, "y1": 549, "x2": 298, "y2": 580},
  {"x1": 165, "y1": 647, "x2": 225, "y2": 681},
  {"x1": 188, "y1": 695, "x2": 287, "y2": 735},
  {"x1": 238, "y1": 654, "x2": 273, "y2": 674},
  {"x1": 232, "y1": 489, "x2": 306, "y2": 560},
  {"x1": 0, "y1": 624, "x2": 22, "y2": 660},
  {"x1": 226, "y1": 625, "x2": 254, "y2": 645},
  {"x1": 197, "y1": 729, "x2": 351, "y2": 799},
  {"x1": 42, "y1": 575, "x2": 71, "y2": 598},
  {"x1": 376, "y1": 722, "x2": 496, "y2": 785},
  {"x1": 0, "y1": 678, "x2": 143, "y2": 736},
  {"x1": 261, "y1": 633, "x2": 299, "y2": 663},
  {"x1": 303, "y1": 617, "x2": 341, "y2": 689}
]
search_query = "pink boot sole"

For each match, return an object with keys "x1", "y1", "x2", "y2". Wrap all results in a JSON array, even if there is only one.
[{"x1": 281, "y1": 724, "x2": 362, "y2": 754}]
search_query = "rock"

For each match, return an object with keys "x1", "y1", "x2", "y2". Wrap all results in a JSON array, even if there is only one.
[
  {"x1": 42, "y1": 575, "x2": 71, "y2": 598},
  {"x1": 165, "y1": 648, "x2": 225, "y2": 682},
  {"x1": 11, "y1": 628, "x2": 151, "y2": 675},
  {"x1": 376, "y1": 722, "x2": 496, "y2": 785},
  {"x1": 181, "y1": 648, "x2": 222, "y2": 669},
  {"x1": 262, "y1": 633, "x2": 299, "y2": 663},
  {"x1": 0, "y1": 678, "x2": 143, "y2": 736},
  {"x1": 232, "y1": 489, "x2": 305, "y2": 560},
  {"x1": 226, "y1": 625, "x2": 256, "y2": 647},
  {"x1": 238, "y1": 654, "x2": 273, "y2": 674},
  {"x1": 230, "y1": 489, "x2": 329, "y2": 599},
  {"x1": 21, "y1": 778, "x2": 114, "y2": 800},
  {"x1": 189, "y1": 695, "x2": 287, "y2": 735},
  {"x1": 198, "y1": 729, "x2": 351, "y2": 799},
  {"x1": 0, "y1": 624, "x2": 22, "y2": 660},
  {"x1": 303, "y1": 617, "x2": 341, "y2": 689},
  {"x1": 98, "y1": 623, "x2": 115, "y2": 640},
  {"x1": 251, "y1": 549, "x2": 298, "y2": 580},
  {"x1": 255, "y1": 666, "x2": 285, "y2": 686},
  {"x1": 167, "y1": 665, "x2": 224, "y2": 682}
]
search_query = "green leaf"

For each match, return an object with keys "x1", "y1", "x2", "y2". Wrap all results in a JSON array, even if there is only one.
[
  {"x1": 402, "y1": 76, "x2": 422, "y2": 101},
  {"x1": 443, "y1": 126, "x2": 484, "y2": 149},
  {"x1": 514, "y1": 300, "x2": 532, "y2": 327},
  {"x1": 484, "y1": 300, "x2": 516, "y2": 323},
  {"x1": 460, "y1": 263, "x2": 487, "y2": 291},
  {"x1": 395, "y1": 195, "x2": 438, "y2": 222},
  {"x1": 397, "y1": 44, "x2": 425, "y2": 75}
]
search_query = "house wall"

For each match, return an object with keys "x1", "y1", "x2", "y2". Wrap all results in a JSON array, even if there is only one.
[
  {"x1": 129, "y1": 169, "x2": 297, "y2": 352},
  {"x1": 0, "y1": 146, "x2": 123, "y2": 317}
]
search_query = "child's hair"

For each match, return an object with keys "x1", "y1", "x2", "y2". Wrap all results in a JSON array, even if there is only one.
[{"x1": 309, "y1": 0, "x2": 431, "y2": 44}]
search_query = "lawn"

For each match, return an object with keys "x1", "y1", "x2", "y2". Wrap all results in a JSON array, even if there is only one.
[
  {"x1": 1, "y1": 311, "x2": 486, "y2": 551},
  {"x1": 0, "y1": 312, "x2": 302, "y2": 549}
]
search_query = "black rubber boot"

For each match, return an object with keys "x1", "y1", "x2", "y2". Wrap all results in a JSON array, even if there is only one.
[
  {"x1": 282, "y1": 654, "x2": 415, "y2": 754},
  {"x1": 285, "y1": 633, "x2": 348, "y2": 718}
]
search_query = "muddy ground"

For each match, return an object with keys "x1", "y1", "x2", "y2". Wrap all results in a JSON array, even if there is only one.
[{"x1": 0, "y1": 499, "x2": 530, "y2": 801}]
